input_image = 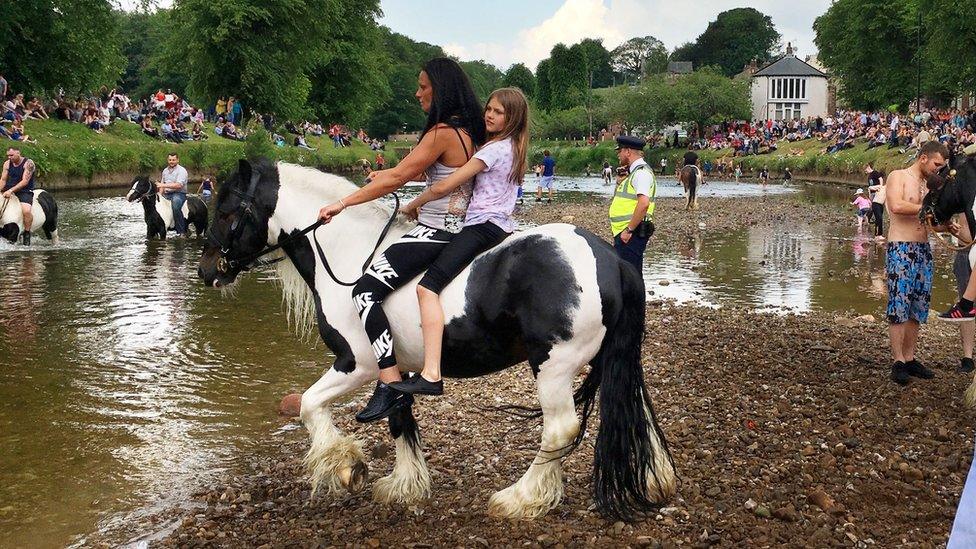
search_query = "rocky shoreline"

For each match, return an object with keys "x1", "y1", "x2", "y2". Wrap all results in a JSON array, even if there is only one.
[{"x1": 103, "y1": 194, "x2": 975, "y2": 548}]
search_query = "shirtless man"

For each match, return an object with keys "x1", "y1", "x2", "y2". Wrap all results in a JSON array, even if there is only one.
[{"x1": 885, "y1": 140, "x2": 949, "y2": 385}]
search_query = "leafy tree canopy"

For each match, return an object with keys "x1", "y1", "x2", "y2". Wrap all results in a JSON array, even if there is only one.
[
  {"x1": 671, "y1": 8, "x2": 780, "y2": 77},
  {"x1": 503, "y1": 63, "x2": 536, "y2": 98},
  {"x1": 0, "y1": 0, "x2": 124, "y2": 95},
  {"x1": 611, "y1": 36, "x2": 668, "y2": 81}
]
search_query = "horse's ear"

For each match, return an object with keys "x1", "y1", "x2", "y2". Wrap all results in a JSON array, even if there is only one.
[{"x1": 238, "y1": 159, "x2": 252, "y2": 186}]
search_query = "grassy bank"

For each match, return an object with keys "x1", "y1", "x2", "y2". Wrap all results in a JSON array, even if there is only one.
[
  {"x1": 529, "y1": 138, "x2": 913, "y2": 183},
  {"x1": 15, "y1": 119, "x2": 399, "y2": 184}
]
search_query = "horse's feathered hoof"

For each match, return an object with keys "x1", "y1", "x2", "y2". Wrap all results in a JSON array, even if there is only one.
[{"x1": 339, "y1": 460, "x2": 368, "y2": 494}]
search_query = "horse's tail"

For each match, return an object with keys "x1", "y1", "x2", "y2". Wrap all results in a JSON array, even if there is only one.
[
  {"x1": 37, "y1": 191, "x2": 58, "y2": 243},
  {"x1": 589, "y1": 263, "x2": 676, "y2": 520}
]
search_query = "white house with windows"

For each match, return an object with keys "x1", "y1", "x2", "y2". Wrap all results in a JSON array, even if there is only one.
[{"x1": 750, "y1": 48, "x2": 829, "y2": 122}]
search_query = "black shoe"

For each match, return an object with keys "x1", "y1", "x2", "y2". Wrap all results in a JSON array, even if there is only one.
[
  {"x1": 890, "y1": 361, "x2": 911, "y2": 385},
  {"x1": 906, "y1": 359, "x2": 935, "y2": 379},
  {"x1": 355, "y1": 382, "x2": 413, "y2": 423},
  {"x1": 390, "y1": 374, "x2": 443, "y2": 396},
  {"x1": 20, "y1": 231, "x2": 30, "y2": 246},
  {"x1": 960, "y1": 357, "x2": 975, "y2": 374},
  {"x1": 535, "y1": 197, "x2": 542, "y2": 203},
  {"x1": 939, "y1": 303, "x2": 976, "y2": 322}
]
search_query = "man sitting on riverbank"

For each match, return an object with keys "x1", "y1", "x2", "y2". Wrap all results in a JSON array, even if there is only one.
[{"x1": 884, "y1": 140, "x2": 950, "y2": 385}]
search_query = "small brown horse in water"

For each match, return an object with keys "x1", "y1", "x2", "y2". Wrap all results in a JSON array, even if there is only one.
[{"x1": 678, "y1": 165, "x2": 700, "y2": 211}]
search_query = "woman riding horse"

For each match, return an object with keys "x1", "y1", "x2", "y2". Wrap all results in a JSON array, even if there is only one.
[{"x1": 316, "y1": 58, "x2": 486, "y2": 423}]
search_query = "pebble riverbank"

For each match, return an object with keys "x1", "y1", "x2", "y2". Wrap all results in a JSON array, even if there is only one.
[{"x1": 94, "y1": 193, "x2": 975, "y2": 548}]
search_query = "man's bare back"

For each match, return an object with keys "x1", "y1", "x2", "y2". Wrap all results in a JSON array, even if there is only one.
[{"x1": 886, "y1": 165, "x2": 928, "y2": 243}]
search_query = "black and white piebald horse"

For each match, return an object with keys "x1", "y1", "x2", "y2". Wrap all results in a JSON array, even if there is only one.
[
  {"x1": 920, "y1": 156, "x2": 976, "y2": 406},
  {"x1": 679, "y1": 165, "x2": 700, "y2": 211},
  {"x1": 125, "y1": 176, "x2": 209, "y2": 239},
  {"x1": 0, "y1": 190, "x2": 58, "y2": 244},
  {"x1": 197, "y1": 159, "x2": 677, "y2": 520}
]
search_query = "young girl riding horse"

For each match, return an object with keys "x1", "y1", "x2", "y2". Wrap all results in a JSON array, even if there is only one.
[{"x1": 393, "y1": 87, "x2": 529, "y2": 396}]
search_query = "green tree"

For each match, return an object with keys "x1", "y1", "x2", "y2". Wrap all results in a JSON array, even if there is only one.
[
  {"x1": 161, "y1": 0, "x2": 337, "y2": 120},
  {"x1": 814, "y1": 0, "x2": 917, "y2": 109},
  {"x1": 503, "y1": 63, "x2": 536, "y2": 98},
  {"x1": 0, "y1": 0, "x2": 124, "y2": 95},
  {"x1": 601, "y1": 68, "x2": 750, "y2": 132},
  {"x1": 690, "y1": 8, "x2": 780, "y2": 77},
  {"x1": 119, "y1": 10, "x2": 187, "y2": 100},
  {"x1": 922, "y1": 0, "x2": 976, "y2": 100},
  {"x1": 547, "y1": 43, "x2": 587, "y2": 110},
  {"x1": 306, "y1": 0, "x2": 390, "y2": 127},
  {"x1": 571, "y1": 38, "x2": 614, "y2": 88},
  {"x1": 535, "y1": 59, "x2": 553, "y2": 111},
  {"x1": 610, "y1": 36, "x2": 667, "y2": 81},
  {"x1": 669, "y1": 42, "x2": 698, "y2": 64},
  {"x1": 365, "y1": 28, "x2": 444, "y2": 137},
  {"x1": 653, "y1": 68, "x2": 752, "y2": 130},
  {"x1": 459, "y1": 60, "x2": 504, "y2": 103}
]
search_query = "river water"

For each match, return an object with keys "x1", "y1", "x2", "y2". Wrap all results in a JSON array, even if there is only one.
[{"x1": 0, "y1": 177, "x2": 958, "y2": 547}]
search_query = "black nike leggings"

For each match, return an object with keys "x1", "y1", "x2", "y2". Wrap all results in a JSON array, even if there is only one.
[{"x1": 352, "y1": 224, "x2": 455, "y2": 369}]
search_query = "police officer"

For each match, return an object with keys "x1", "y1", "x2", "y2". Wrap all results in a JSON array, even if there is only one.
[{"x1": 609, "y1": 135, "x2": 656, "y2": 273}]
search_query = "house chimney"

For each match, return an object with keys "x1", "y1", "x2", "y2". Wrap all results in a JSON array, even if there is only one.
[{"x1": 786, "y1": 42, "x2": 794, "y2": 56}]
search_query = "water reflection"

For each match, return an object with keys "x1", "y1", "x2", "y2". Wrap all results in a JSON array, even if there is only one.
[
  {"x1": 646, "y1": 217, "x2": 955, "y2": 315},
  {"x1": 0, "y1": 192, "x2": 325, "y2": 548}
]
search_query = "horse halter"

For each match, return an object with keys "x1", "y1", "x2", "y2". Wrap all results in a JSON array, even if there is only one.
[{"x1": 207, "y1": 169, "x2": 264, "y2": 274}]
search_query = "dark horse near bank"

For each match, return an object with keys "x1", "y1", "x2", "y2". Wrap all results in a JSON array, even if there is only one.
[
  {"x1": 126, "y1": 176, "x2": 208, "y2": 239},
  {"x1": 920, "y1": 155, "x2": 976, "y2": 407}
]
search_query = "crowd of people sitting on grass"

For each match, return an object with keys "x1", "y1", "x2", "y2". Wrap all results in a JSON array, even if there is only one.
[
  {"x1": 0, "y1": 75, "x2": 388, "y2": 155},
  {"x1": 669, "y1": 108, "x2": 976, "y2": 160}
]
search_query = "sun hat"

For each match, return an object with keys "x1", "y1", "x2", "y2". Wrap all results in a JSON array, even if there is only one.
[{"x1": 855, "y1": 188, "x2": 864, "y2": 194}]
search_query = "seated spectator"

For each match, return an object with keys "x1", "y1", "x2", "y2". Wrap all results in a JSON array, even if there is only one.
[
  {"x1": 160, "y1": 120, "x2": 181, "y2": 143},
  {"x1": 294, "y1": 135, "x2": 316, "y2": 151},
  {"x1": 214, "y1": 119, "x2": 225, "y2": 136},
  {"x1": 12, "y1": 94, "x2": 28, "y2": 118},
  {"x1": 83, "y1": 109, "x2": 103, "y2": 133},
  {"x1": 141, "y1": 116, "x2": 160, "y2": 139},
  {"x1": 223, "y1": 122, "x2": 241, "y2": 140},
  {"x1": 9, "y1": 118, "x2": 37, "y2": 143},
  {"x1": 191, "y1": 121, "x2": 207, "y2": 141},
  {"x1": 272, "y1": 132, "x2": 286, "y2": 147},
  {"x1": 26, "y1": 97, "x2": 48, "y2": 119},
  {"x1": 3, "y1": 96, "x2": 16, "y2": 121}
]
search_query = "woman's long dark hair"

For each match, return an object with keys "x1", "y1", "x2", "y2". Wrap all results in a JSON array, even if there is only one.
[{"x1": 420, "y1": 58, "x2": 486, "y2": 147}]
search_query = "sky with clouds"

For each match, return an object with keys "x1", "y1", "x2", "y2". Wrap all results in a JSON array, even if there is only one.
[
  {"x1": 121, "y1": 0, "x2": 832, "y2": 71},
  {"x1": 379, "y1": 0, "x2": 833, "y2": 70}
]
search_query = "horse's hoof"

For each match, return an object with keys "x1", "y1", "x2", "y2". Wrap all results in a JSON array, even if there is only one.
[{"x1": 340, "y1": 460, "x2": 368, "y2": 494}]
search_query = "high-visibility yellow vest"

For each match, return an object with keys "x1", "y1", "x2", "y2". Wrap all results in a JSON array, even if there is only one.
[{"x1": 609, "y1": 164, "x2": 656, "y2": 236}]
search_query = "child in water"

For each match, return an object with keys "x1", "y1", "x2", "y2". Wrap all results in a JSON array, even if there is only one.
[
  {"x1": 392, "y1": 88, "x2": 530, "y2": 396},
  {"x1": 851, "y1": 188, "x2": 872, "y2": 229}
]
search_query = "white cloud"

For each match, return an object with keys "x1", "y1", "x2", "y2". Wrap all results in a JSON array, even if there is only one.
[{"x1": 444, "y1": 0, "x2": 831, "y2": 70}]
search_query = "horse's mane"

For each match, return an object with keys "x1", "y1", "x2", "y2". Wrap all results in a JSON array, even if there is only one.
[{"x1": 269, "y1": 162, "x2": 411, "y2": 339}]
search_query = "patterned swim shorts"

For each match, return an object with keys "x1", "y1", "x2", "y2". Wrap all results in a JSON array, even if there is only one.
[{"x1": 886, "y1": 241, "x2": 933, "y2": 324}]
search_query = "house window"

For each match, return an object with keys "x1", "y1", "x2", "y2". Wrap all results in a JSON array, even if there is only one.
[
  {"x1": 772, "y1": 102, "x2": 803, "y2": 120},
  {"x1": 769, "y1": 77, "x2": 808, "y2": 100}
]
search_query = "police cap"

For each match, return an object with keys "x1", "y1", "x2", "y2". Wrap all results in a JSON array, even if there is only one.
[{"x1": 615, "y1": 135, "x2": 646, "y2": 151}]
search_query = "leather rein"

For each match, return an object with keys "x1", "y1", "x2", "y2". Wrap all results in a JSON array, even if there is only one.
[{"x1": 206, "y1": 172, "x2": 400, "y2": 287}]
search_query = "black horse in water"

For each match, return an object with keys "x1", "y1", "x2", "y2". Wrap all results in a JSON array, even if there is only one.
[
  {"x1": 920, "y1": 155, "x2": 976, "y2": 406},
  {"x1": 125, "y1": 176, "x2": 208, "y2": 239}
]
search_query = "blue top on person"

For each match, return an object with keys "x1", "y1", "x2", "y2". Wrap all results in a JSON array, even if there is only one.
[{"x1": 542, "y1": 154, "x2": 556, "y2": 177}]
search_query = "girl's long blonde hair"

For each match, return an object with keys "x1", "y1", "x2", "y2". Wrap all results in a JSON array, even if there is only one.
[{"x1": 486, "y1": 87, "x2": 529, "y2": 184}]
